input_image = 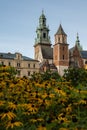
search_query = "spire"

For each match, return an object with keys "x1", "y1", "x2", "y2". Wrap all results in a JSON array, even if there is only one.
[
  {"x1": 76, "y1": 33, "x2": 80, "y2": 45},
  {"x1": 75, "y1": 33, "x2": 82, "y2": 51},
  {"x1": 55, "y1": 24, "x2": 67, "y2": 36}
]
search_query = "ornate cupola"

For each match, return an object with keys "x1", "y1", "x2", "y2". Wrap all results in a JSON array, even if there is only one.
[
  {"x1": 75, "y1": 33, "x2": 82, "y2": 51},
  {"x1": 35, "y1": 11, "x2": 51, "y2": 45}
]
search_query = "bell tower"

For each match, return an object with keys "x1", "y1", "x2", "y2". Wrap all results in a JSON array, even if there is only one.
[
  {"x1": 53, "y1": 24, "x2": 69, "y2": 75},
  {"x1": 34, "y1": 11, "x2": 51, "y2": 62}
]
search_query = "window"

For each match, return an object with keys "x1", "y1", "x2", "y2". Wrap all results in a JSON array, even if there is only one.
[
  {"x1": 17, "y1": 63, "x2": 20, "y2": 67},
  {"x1": 63, "y1": 55, "x2": 64, "y2": 60},
  {"x1": 33, "y1": 72, "x2": 35, "y2": 74},
  {"x1": 58, "y1": 37, "x2": 60, "y2": 42},
  {"x1": 43, "y1": 19, "x2": 45, "y2": 24},
  {"x1": 63, "y1": 37, "x2": 64, "y2": 42},
  {"x1": 8, "y1": 62, "x2": 11, "y2": 66},
  {"x1": 28, "y1": 71, "x2": 30, "y2": 76},
  {"x1": 33, "y1": 64, "x2": 35, "y2": 68},
  {"x1": 43, "y1": 33, "x2": 46, "y2": 38},
  {"x1": 28, "y1": 64, "x2": 30, "y2": 68},
  {"x1": 85, "y1": 61, "x2": 87, "y2": 64}
]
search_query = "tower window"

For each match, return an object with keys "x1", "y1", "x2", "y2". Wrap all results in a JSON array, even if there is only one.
[
  {"x1": 43, "y1": 19, "x2": 45, "y2": 24},
  {"x1": 63, "y1": 37, "x2": 64, "y2": 42},
  {"x1": 63, "y1": 55, "x2": 64, "y2": 60},
  {"x1": 43, "y1": 33, "x2": 46, "y2": 38},
  {"x1": 58, "y1": 37, "x2": 60, "y2": 42}
]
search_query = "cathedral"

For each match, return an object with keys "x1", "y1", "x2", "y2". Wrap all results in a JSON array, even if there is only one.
[{"x1": 34, "y1": 11, "x2": 87, "y2": 75}]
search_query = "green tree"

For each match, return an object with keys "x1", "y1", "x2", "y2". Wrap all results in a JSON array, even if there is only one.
[{"x1": 63, "y1": 68, "x2": 87, "y2": 86}]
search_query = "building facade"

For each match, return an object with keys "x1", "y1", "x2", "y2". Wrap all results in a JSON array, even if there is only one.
[{"x1": 0, "y1": 52, "x2": 39, "y2": 77}]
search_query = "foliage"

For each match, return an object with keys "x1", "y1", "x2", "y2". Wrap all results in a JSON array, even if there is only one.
[
  {"x1": 63, "y1": 68, "x2": 87, "y2": 86},
  {"x1": 0, "y1": 66, "x2": 87, "y2": 130},
  {"x1": 31, "y1": 71, "x2": 61, "y2": 82}
]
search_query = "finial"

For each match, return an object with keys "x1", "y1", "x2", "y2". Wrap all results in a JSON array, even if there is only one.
[
  {"x1": 76, "y1": 32, "x2": 79, "y2": 42},
  {"x1": 42, "y1": 9, "x2": 44, "y2": 14}
]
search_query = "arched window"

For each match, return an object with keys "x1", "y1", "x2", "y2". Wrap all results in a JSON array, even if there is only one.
[
  {"x1": 43, "y1": 33, "x2": 46, "y2": 38},
  {"x1": 43, "y1": 19, "x2": 45, "y2": 25}
]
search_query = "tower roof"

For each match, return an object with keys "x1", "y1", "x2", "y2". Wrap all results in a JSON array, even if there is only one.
[{"x1": 55, "y1": 24, "x2": 67, "y2": 36}]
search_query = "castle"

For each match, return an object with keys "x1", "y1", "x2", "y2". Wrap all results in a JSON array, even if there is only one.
[
  {"x1": 34, "y1": 11, "x2": 87, "y2": 75},
  {"x1": 0, "y1": 11, "x2": 87, "y2": 77}
]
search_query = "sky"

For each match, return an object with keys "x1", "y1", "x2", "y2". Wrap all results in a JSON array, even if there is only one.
[{"x1": 0, "y1": 0, "x2": 87, "y2": 58}]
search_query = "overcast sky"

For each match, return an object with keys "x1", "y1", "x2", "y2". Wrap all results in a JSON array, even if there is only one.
[{"x1": 0, "y1": 0, "x2": 87, "y2": 58}]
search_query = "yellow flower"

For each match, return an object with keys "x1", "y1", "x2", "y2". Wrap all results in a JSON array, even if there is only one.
[
  {"x1": 7, "y1": 102, "x2": 17, "y2": 110},
  {"x1": 59, "y1": 128, "x2": 69, "y2": 130},
  {"x1": 66, "y1": 104, "x2": 72, "y2": 113},
  {"x1": 45, "y1": 99, "x2": 51, "y2": 106},
  {"x1": 37, "y1": 126, "x2": 46, "y2": 130},
  {"x1": 79, "y1": 100, "x2": 86, "y2": 104},
  {"x1": 49, "y1": 93, "x2": 55, "y2": 98},
  {"x1": 0, "y1": 111, "x2": 16, "y2": 120},
  {"x1": 30, "y1": 119, "x2": 37, "y2": 123},
  {"x1": 41, "y1": 93, "x2": 47, "y2": 98},
  {"x1": 6, "y1": 121, "x2": 23, "y2": 129}
]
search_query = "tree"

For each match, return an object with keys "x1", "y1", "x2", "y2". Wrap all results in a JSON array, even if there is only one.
[{"x1": 63, "y1": 68, "x2": 87, "y2": 86}]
